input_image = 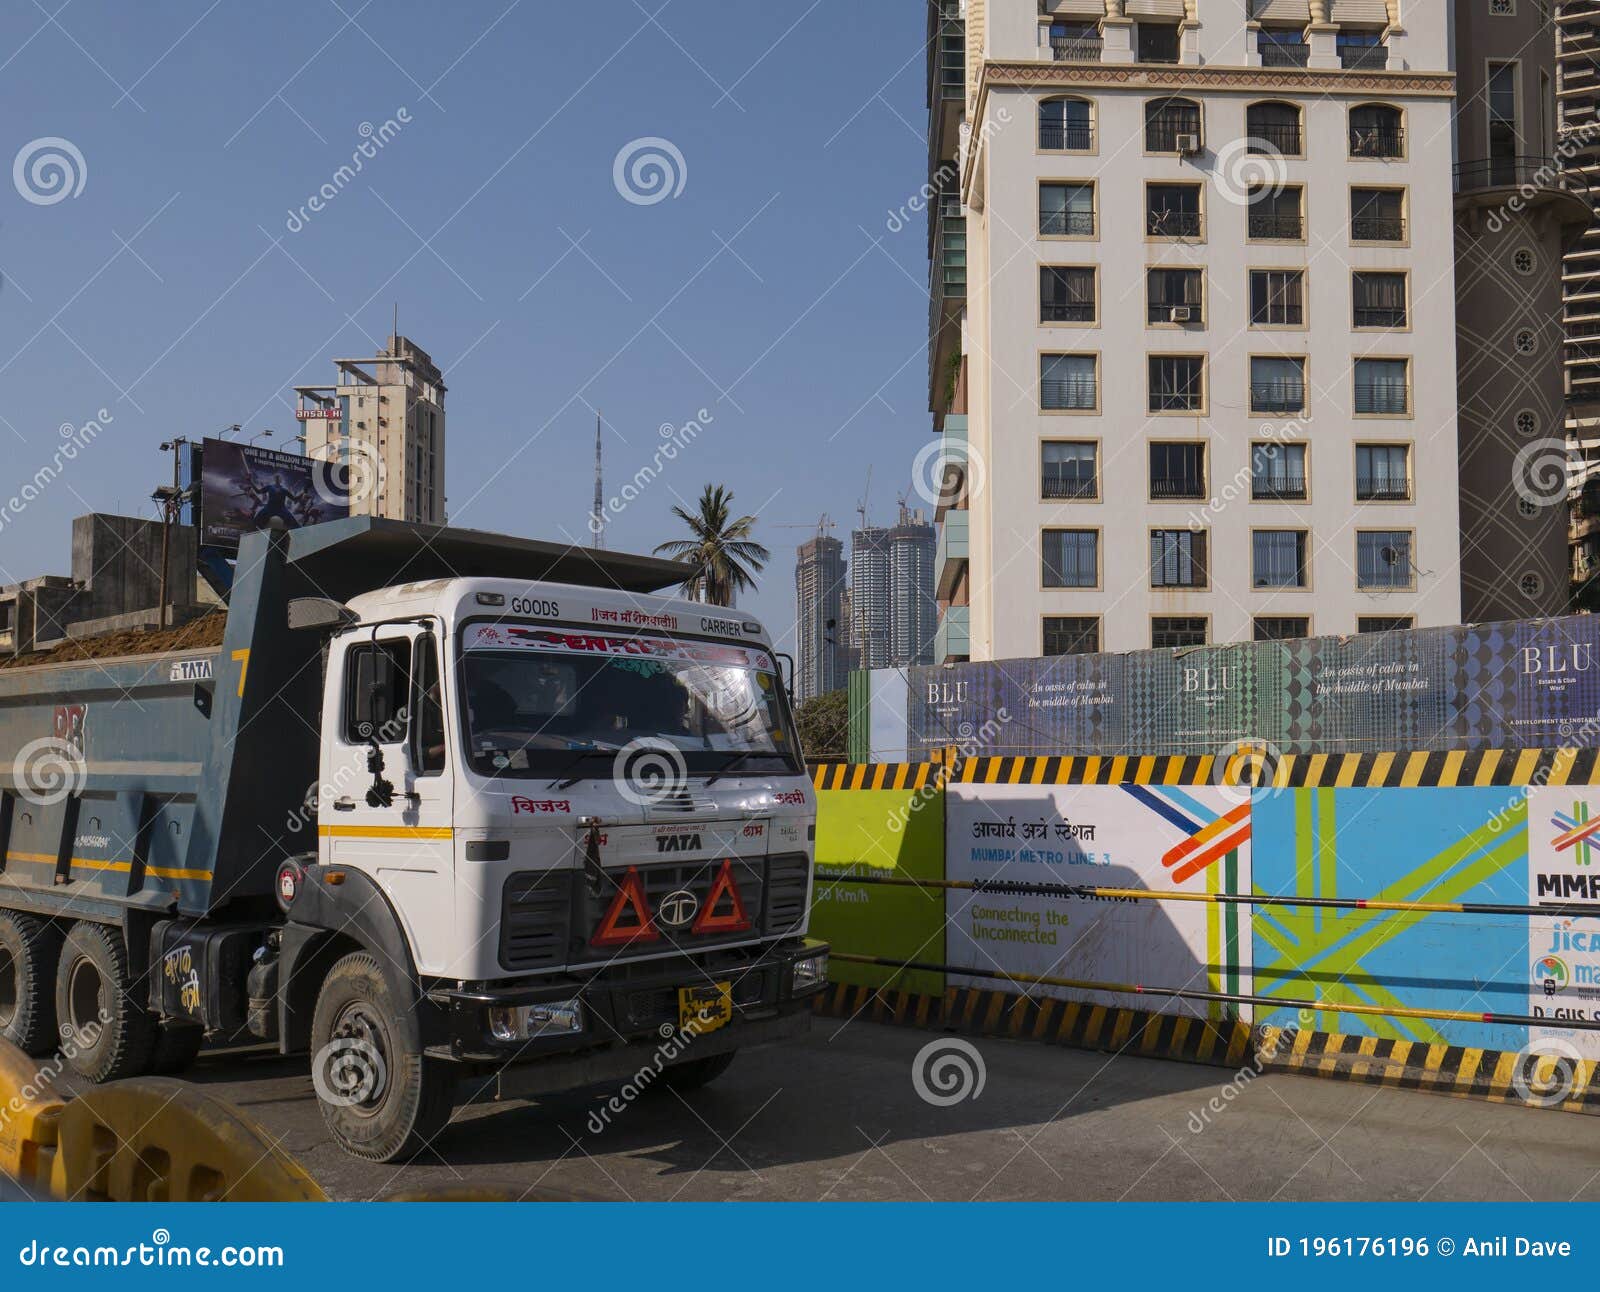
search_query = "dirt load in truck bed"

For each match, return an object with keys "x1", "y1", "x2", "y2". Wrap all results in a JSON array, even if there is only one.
[{"x1": 0, "y1": 612, "x2": 227, "y2": 670}]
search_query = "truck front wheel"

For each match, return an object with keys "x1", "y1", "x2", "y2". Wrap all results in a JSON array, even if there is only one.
[
  {"x1": 54, "y1": 922, "x2": 157, "y2": 1081},
  {"x1": 0, "y1": 911, "x2": 62, "y2": 1056},
  {"x1": 310, "y1": 952, "x2": 455, "y2": 1163}
]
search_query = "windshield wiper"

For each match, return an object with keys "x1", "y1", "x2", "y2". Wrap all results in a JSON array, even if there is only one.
[
  {"x1": 550, "y1": 748, "x2": 620, "y2": 790},
  {"x1": 702, "y1": 750, "x2": 762, "y2": 787}
]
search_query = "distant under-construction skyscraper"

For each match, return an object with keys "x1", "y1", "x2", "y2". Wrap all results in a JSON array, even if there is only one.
[
  {"x1": 850, "y1": 524, "x2": 892, "y2": 672},
  {"x1": 889, "y1": 505, "x2": 937, "y2": 667},
  {"x1": 794, "y1": 534, "x2": 848, "y2": 703}
]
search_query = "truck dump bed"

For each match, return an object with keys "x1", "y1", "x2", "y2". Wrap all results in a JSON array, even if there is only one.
[{"x1": 0, "y1": 518, "x2": 687, "y2": 925}]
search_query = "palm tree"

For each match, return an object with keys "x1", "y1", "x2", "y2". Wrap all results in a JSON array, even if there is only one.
[{"x1": 654, "y1": 484, "x2": 770, "y2": 606}]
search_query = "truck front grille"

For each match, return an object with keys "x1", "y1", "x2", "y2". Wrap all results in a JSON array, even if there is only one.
[{"x1": 499, "y1": 870, "x2": 573, "y2": 971}]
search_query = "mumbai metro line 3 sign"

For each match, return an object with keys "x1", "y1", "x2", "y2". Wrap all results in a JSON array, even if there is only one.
[{"x1": 943, "y1": 783, "x2": 1252, "y2": 1018}]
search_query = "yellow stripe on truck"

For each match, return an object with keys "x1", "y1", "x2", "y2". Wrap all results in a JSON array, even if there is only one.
[{"x1": 317, "y1": 825, "x2": 455, "y2": 841}]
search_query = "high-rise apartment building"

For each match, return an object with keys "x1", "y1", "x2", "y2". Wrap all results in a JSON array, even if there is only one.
[
  {"x1": 295, "y1": 334, "x2": 446, "y2": 524},
  {"x1": 850, "y1": 525, "x2": 893, "y2": 670},
  {"x1": 794, "y1": 534, "x2": 849, "y2": 702},
  {"x1": 929, "y1": 1, "x2": 1568, "y2": 661},
  {"x1": 889, "y1": 505, "x2": 938, "y2": 665}
]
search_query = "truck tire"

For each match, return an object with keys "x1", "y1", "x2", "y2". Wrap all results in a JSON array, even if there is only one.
[
  {"x1": 310, "y1": 952, "x2": 455, "y2": 1163},
  {"x1": 54, "y1": 922, "x2": 157, "y2": 1082},
  {"x1": 149, "y1": 1022, "x2": 205, "y2": 1075},
  {"x1": 658, "y1": 1050, "x2": 737, "y2": 1092},
  {"x1": 0, "y1": 911, "x2": 62, "y2": 1056}
]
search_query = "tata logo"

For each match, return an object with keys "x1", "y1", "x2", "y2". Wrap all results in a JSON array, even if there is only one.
[
  {"x1": 1182, "y1": 666, "x2": 1235, "y2": 694},
  {"x1": 657, "y1": 833, "x2": 702, "y2": 853},
  {"x1": 1522, "y1": 644, "x2": 1595, "y2": 675},
  {"x1": 658, "y1": 889, "x2": 698, "y2": 928},
  {"x1": 925, "y1": 680, "x2": 968, "y2": 706}
]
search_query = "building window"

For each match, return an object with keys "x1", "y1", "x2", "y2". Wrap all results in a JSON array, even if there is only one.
[
  {"x1": 1149, "y1": 442, "x2": 1206, "y2": 500},
  {"x1": 1252, "y1": 441, "x2": 1308, "y2": 500},
  {"x1": 1039, "y1": 97, "x2": 1094, "y2": 151},
  {"x1": 1042, "y1": 441, "x2": 1098, "y2": 499},
  {"x1": 1250, "y1": 356, "x2": 1306, "y2": 415},
  {"x1": 1043, "y1": 528, "x2": 1099, "y2": 588},
  {"x1": 1152, "y1": 617, "x2": 1207, "y2": 649},
  {"x1": 1354, "y1": 358, "x2": 1410, "y2": 415},
  {"x1": 1136, "y1": 23, "x2": 1181, "y2": 65},
  {"x1": 1147, "y1": 268, "x2": 1203, "y2": 325},
  {"x1": 1145, "y1": 97, "x2": 1201, "y2": 153},
  {"x1": 1338, "y1": 28, "x2": 1386, "y2": 70},
  {"x1": 1150, "y1": 529, "x2": 1207, "y2": 588},
  {"x1": 1248, "y1": 185, "x2": 1304, "y2": 240},
  {"x1": 1351, "y1": 187, "x2": 1405, "y2": 242},
  {"x1": 1250, "y1": 269, "x2": 1304, "y2": 326},
  {"x1": 1254, "y1": 616, "x2": 1309, "y2": 641},
  {"x1": 1246, "y1": 104, "x2": 1303, "y2": 156},
  {"x1": 1356, "y1": 443, "x2": 1411, "y2": 500},
  {"x1": 1041, "y1": 353, "x2": 1097, "y2": 410},
  {"x1": 1040, "y1": 266, "x2": 1097, "y2": 322},
  {"x1": 1353, "y1": 272, "x2": 1408, "y2": 328},
  {"x1": 1488, "y1": 61, "x2": 1520, "y2": 184},
  {"x1": 1146, "y1": 182, "x2": 1202, "y2": 237},
  {"x1": 1040, "y1": 182, "x2": 1096, "y2": 237},
  {"x1": 1349, "y1": 103, "x2": 1403, "y2": 157},
  {"x1": 1252, "y1": 529, "x2": 1309, "y2": 589},
  {"x1": 1044, "y1": 616, "x2": 1100, "y2": 656},
  {"x1": 1148, "y1": 355, "x2": 1204, "y2": 412},
  {"x1": 1358, "y1": 615, "x2": 1414, "y2": 633},
  {"x1": 1357, "y1": 531, "x2": 1414, "y2": 588},
  {"x1": 1256, "y1": 31, "x2": 1309, "y2": 69}
]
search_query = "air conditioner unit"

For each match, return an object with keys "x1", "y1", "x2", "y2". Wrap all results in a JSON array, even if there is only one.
[
  {"x1": 1169, "y1": 306, "x2": 1193, "y2": 323},
  {"x1": 1175, "y1": 133, "x2": 1201, "y2": 156}
]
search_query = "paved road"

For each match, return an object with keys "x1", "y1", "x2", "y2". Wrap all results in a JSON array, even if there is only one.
[{"x1": 170, "y1": 1018, "x2": 1600, "y2": 1202}]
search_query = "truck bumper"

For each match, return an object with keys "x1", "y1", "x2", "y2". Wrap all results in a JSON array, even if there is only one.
[{"x1": 427, "y1": 937, "x2": 829, "y2": 1088}]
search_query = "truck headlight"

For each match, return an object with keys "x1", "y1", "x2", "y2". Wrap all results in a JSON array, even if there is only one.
[
  {"x1": 487, "y1": 998, "x2": 584, "y2": 1042},
  {"x1": 792, "y1": 951, "x2": 829, "y2": 993}
]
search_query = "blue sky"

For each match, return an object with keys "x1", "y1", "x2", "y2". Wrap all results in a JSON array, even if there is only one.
[{"x1": 0, "y1": 0, "x2": 931, "y2": 642}]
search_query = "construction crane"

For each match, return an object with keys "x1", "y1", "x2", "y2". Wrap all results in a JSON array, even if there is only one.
[
  {"x1": 771, "y1": 514, "x2": 837, "y2": 538},
  {"x1": 856, "y1": 465, "x2": 873, "y2": 531}
]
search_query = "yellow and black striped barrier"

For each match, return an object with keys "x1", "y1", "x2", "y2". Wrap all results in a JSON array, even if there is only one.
[{"x1": 811, "y1": 746, "x2": 1600, "y2": 791}]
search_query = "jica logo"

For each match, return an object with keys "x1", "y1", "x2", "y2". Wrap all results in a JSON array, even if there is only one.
[{"x1": 1534, "y1": 954, "x2": 1570, "y2": 996}]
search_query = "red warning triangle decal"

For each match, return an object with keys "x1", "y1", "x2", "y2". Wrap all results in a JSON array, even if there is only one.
[
  {"x1": 691, "y1": 859, "x2": 752, "y2": 935},
  {"x1": 591, "y1": 867, "x2": 660, "y2": 947}
]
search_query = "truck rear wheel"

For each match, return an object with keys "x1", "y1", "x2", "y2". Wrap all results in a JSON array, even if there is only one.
[
  {"x1": 0, "y1": 911, "x2": 62, "y2": 1056},
  {"x1": 54, "y1": 922, "x2": 157, "y2": 1082},
  {"x1": 310, "y1": 952, "x2": 455, "y2": 1163}
]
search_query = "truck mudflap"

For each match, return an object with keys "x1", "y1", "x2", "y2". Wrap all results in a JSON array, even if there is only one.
[{"x1": 428, "y1": 936, "x2": 830, "y2": 1073}]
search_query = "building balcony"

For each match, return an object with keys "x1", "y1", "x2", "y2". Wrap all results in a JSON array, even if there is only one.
[
  {"x1": 1248, "y1": 212, "x2": 1304, "y2": 240},
  {"x1": 936, "y1": 509, "x2": 968, "y2": 602},
  {"x1": 1356, "y1": 476, "x2": 1412, "y2": 501},
  {"x1": 1259, "y1": 41, "x2": 1309, "y2": 68},
  {"x1": 1454, "y1": 156, "x2": 1592, "y2": 227},
  {"x1": 1252, "y1": 475, "x2": 1307, "y2": 501},
  {"x1": 935, "y1": 604, "x2": 970, "y2": 664},
  {"x1": 1352, "y1": 214, "x2": 1405, "y2": 242},
  {"x1": 1051, "y1": 35, "x2": 1103, "y2": 63},
  {"x1": 1339, "y1": 43, "x2": 1389, "y2": 70}
]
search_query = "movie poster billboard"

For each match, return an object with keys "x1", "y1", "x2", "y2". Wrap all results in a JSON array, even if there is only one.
[{"x1": 196, "y1": 438, "x2": 348, "y2": 549}]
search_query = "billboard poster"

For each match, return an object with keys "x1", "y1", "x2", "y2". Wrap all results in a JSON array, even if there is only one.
[
  {"x1": 944, "y1": 783, "x2": 1251, "y2": 1018},
  {"x1": 1278, "y1": 625, "x2": 1455, "y2": 753},
  {"x1": 1526, "y1": 787, "x2": 1600, "y2": 1059},
  {"x1": 910, "y1": 652, "x2": 1123, "y2": 757},
  {"x1": 1122, "y1": 641, "x2": 1277, "y2": 754},
  {"x1": 196, "y1": 437, "x2": 348, "y2": 549}
]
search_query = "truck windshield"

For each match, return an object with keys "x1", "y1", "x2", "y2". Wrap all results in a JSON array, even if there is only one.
[{"x1": 456, "y1": 623, "x2": 800, "y2": 780}]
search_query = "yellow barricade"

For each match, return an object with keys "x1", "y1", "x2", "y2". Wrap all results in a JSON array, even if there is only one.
[
  {"x1": 0, "y1": 1040, "x2": 65, "y2": 1196},
  {"x1": 49, "y1": 1077, "x2": 328, "y2": 1202}
]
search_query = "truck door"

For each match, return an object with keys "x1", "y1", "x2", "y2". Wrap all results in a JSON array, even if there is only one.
[{"x1": 319, "y1": 627, "x2": 456, "y2": 976}]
